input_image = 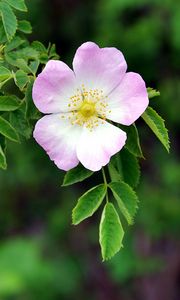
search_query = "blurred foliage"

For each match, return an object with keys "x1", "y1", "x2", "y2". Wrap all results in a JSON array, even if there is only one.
[{"x1": 0, "y1": 0, "x2": 179, "y2": 299}]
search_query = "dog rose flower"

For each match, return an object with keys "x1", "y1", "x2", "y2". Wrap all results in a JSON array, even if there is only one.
[{"x1": 33, "y1": 42, "x2": 148, "y2": 171}]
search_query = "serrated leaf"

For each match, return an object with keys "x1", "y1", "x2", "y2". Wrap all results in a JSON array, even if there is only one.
[
  {"x1": 18, "y1": 20, "x2": 32, "y2": 34},
  {"x1": 108, "y1": 160, "x2": 122, "y2": 182},
  {"x1": 0, "y1": 23, "x2": 7, "y2": 43},
  {"x1": 109, "y1": 181, "x2": 138, "y2": 225},
  {"x1": 19, "y1": 47, "x2": 39, "y2": 60},
  {"x1": 147, "y1": 87, "x2": 160, "y2": 99},
  {"x1": 0, "y1": 134, "x2": 6, "y2": 151},
  {"x1": 29, "y1": 60, "x2": 39, "y2": 74},
  {"x1": 72, "y1": 184, "x2": 106, "y2": 225},
  {"x1": 15, "y1": 70, "x2": 29, "y2": 90},
  {"x1": 25, "y1": 79, "x2": 40, "y2": 119},
  {"x1": 31, "y1": 41, "x2": 47, "y2": 54},
  {"x1": 63, "y1": 164, "x2": 93, "y2": 186},
  {"x1": 0, "y1": 66, "x2": 11, "y2": 81},
  {"x1": 0, "y1": 144, "x2": 7, "y2": 169},
  {"x1": 4, "y1": 51, "x2": 32, "y2": 73},
  {"x1": 124, "y1": 124, "x2": 144, "y2": 158},
  {"x1": 4, "y1": 0, "x2": 27, "y2": 11},
  {"x1": 48, "y1": 43, "x2": 59, "y2": 60},
  {"x1": 0, "y1": 95, "x2": 20, "y2": 111},
  {"x1": 99, "y1": 202, "x2": 124, "y2": 261},
  {"x1": 120, "y1": 149, "x2": 140, "y2": 188},
  {"x1": 5, "y1": 36, "x2": 26, "y2": 52},
  {"x1": 142, "y1": 106, "x2": 170, "y2": 152},
  {"x1": 0, "y1": 116, "x2": 19, "y2": 142},
  {"x1": 10, "y1": 102, "x2": 32, "y2": 139},
  {"x1": 0, "y1": 2, "x2": 17, "y2": 41},
  {"x1": 5, "y1": 50, "x2": 37, "y2": 73}
]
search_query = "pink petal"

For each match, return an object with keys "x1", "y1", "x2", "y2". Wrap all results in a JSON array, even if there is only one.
[
  {"x1": 76, "y1": 121, "x2": 127, "y2": 171},
  {"x1": 32, "y1": 60, "x2": 76, "y2": 114},
  {"x1": 106, "y1": 72, "x2": 149, "y2": 125},
  {"x1": 33, "y1": 114, "x2": 81, "y2": 171},
  {"x1": 73, "y1": 42, "x2": 127, "y2": 95}
]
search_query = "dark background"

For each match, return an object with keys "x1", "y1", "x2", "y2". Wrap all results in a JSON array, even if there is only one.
[{"x1": 0, "y1": 0, "x2": 180, "y2": 299}]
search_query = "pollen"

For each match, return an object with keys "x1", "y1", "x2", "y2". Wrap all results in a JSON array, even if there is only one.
[{"x1": 65, "y1": 85, "x2": 110, "y2": 130}]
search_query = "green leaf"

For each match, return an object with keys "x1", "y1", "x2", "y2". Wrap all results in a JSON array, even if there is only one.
[
  {"x1": 123, "y1": 124, "x2": 144, "y2": 158},
  {"x1": 109, "y1": 181, "x2": 138, "y2": 225},
  {"x1": 72, "y1": 184, "x2": 106, "y2": 225},
  {"x1": 99, "y1": 202, "x2": 124, "y2": 261},
  {"x1": 0, "y1": 24, "x2": 7, "y2": 43},
  {"x1": 14, "y1": 70, "x2": 29, "y2": 90},
  {"x1": 48, "y1": 43, "x2": 59, "y2": 60},
  {"x1": 18, "y1": 20, "x2": 32, "y2": 34},
  {"x1": 147, "y1": 87, "x2": 160, "y2": 99},
  {"x1": 120, "y1": 149, "x2": 140, "y2": 188},
  {"x1": 10, "y1": 102, "x2": 32, "y2": 139},
  {"x1": 5, "y1": 50, "x2": 37, "y2": 73},
  {"x1": 142, "y1": 106, "x2": 170, "y2": 152},
  {"x1": 0, "y1": 2, "x2": 17, "y2": 41},
  {"x1": 0, "y1": 95, "x2": 20, "y2": 111},
  {"x1": 4, "y1": 0, "x2": 27, "y2": 11},
  {"x1": 63, "y1": 164, "x2": 93, "y2": 186},
  {"x1": 5, "y1": 36, "x2": 26, "y2": 52},
  {"x1": 0, "y1": 116, "x2": 19, "y2": 142},
  {"x1": 0, "y1": 134, "x2": 6, "y2": 151},
  {"x1": 31, "y1": 41, "x2": 47, "y2": 54},
  {"x1": 0, "y1": 143, "x2": 7, "y2": 168},
  {"x1": 108, "y1": 160, "x2": 122, "y2": 182},
  {"x1": 25, "y1": 79, "x2": 40, "y2": 119},
  {"x1": 0, "y1": 66, "x2": 12, "y2": 87},
  {"x1": 29, "y1": 60, "x2": 39, "y2": 75},
  {"x1": 0, "y1": 144, "x2": 7, "y2": 169}
]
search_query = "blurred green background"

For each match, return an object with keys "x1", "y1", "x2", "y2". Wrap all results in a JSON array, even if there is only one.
[{"x1": 0, "y1": 0, "x2": 180, "y2": 299}]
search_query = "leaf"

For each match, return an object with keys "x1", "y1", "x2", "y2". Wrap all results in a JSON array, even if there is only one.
[
  {"x1": 48, "y1": 43, "x2": 59, "y2": 60},
  {"x1": 31, "y1": 41, "x2": 48, "y2": 64},
  {"x1": 120, "y1": 149, "x2": 140, "y2": 188},
  {"x1": 142, "y1": 106, "x2": 170, "y2": 152},
  {"x1": 0, "y1": 116, "x2": 19, "y2": 142},
  {"x1": 72, "y1": 184, "x2": 106, "y2": 225},
  {"x1": 0, "y1": 95, "x2": 20, "y2": 111},
  {"x1": 4, "y1": 51, "x2": 30, "y2": 72},
  {"x1": 29, "y1": 60, "x2": 39, "y2": 75},
  {"x1": 127, "y1": 128, "x2": 143, "y2": 158},
  {"x1": 0, "y1": 144, "x2": 7, "y2": 169},
  {"x1": 0, "y1": 23, "x2": 7, "y2": 43},
  {"x1": 25, "y1": 79, "x2": 40, "y2": 119},
  {"x1": 99, "y1": 202, "x2": 124, "y2": 261},
  {"x1": 147, "y1": 87, "x2": 160, "y2": 99},
  {"x1": 0, "y1": 1, "x2": 17, "y2": 41},
  {"x1": 31, "y1": 41, "x2": 47, "y2": 54},
  {"x1": 5, "y1": 51, "x2": 36, "y2": 73},
  {"x1": 108, "y1": 160, "x2": 122, "y2": 182},
  {"x1": 15, "y1": 70, "x2": 29, "y2": 90},
  {"x1": 14, "y1": 58, "x2": 32, "y2": 73},
  {"x1": 63, "y1": 164, "x2": 93, "y2": 186},
  {"x1": 109, "y1": 181, "x2": 139, "y2": 225},
  {"x1": 4, "y1": 0, "x2": 27, "y2": 11},
  {"x1": 10, "y1": 102, "x2": 32, "y2": 139},
  {"x1": 0, "y1": 66, "x2": 12, "y2": 82},
  {"x1": 5, "y1": 36, "x2": 26, "y2": 52},
  {"x1": 124, "y1": 124, "x2": 144, "y2": 158},
  {"x1": 0, "y1": 134, "x2": 6, "y2": 151},
  {"x1": 18, "y1": 20, "x2": 32, "y2": 34}
]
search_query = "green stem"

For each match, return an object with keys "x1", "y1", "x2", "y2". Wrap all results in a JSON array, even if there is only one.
[{"x1": 102, "y1": 167, "x2": 109, "y2": 203}]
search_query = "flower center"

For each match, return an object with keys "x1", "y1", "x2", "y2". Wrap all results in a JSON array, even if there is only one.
[
  {"x1": 61, "y1": 84, "x2": 111, "y2": 131},
  {"x1": 79, "y1": 101, "x2": 96, "y2": 118}
]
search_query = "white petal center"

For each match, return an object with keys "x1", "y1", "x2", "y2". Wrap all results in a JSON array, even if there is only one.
[{"x1": 62, "y1": 84, "x2": 112, "y2": 131}]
